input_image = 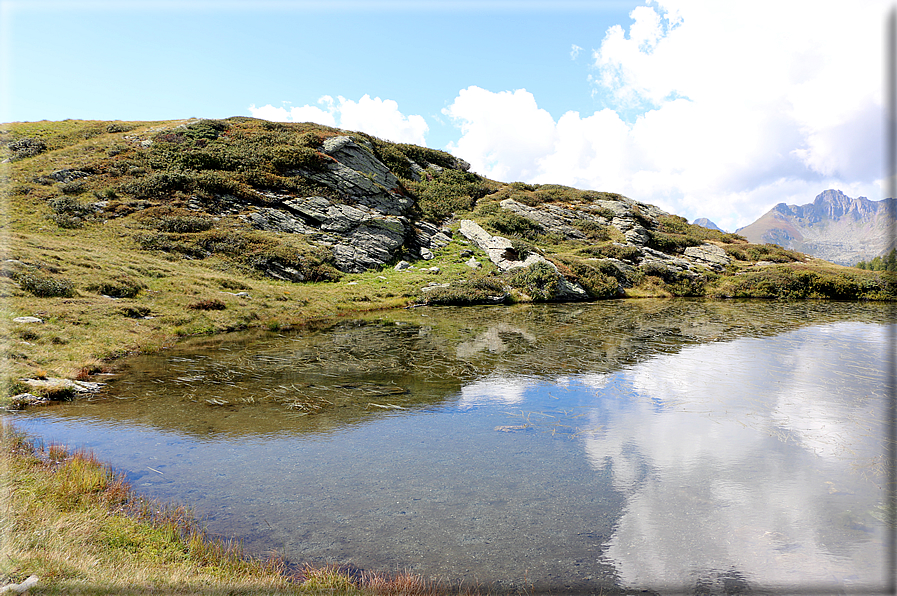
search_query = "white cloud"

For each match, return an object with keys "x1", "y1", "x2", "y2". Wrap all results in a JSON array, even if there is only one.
[
  {"x1": 248, "y1": 94, "x2": 428, "y2": 146},
  {"x1": 443, "y1": 0, "x2": 888, "y2": 230},
  {"x1": 570, "y1": 44, "x2": 583, "y2": 60}
]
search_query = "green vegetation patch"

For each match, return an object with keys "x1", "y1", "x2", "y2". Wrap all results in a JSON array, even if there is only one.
[
  {"x1": 406, "y1": 168, "x2": 490, "y2": 223},
  {"x1": 419, "y1": 274, "x2": 508, "y2": 306},
  {"x1": 551, "y1": 256, "x2": 622, "y2": 299},
  {"x1": 506, "y1": 261, "x2": 563, "y2": 301},
  {"x1": 714, "y1": 264, "x2": 895, "y2": 300},
  {"x1": 577, "y1": 243, "x2": 641, "y2": 262},
  {"x1": 856, "y1": 248, "x2": 897, "y2": 271},
  {"x1": 724, "y1": 243, "x2": 805, "y2": 263}
]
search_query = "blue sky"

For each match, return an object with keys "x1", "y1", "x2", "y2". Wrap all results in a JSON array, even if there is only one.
[{"x1": 2, "y1": 0, "x2": 889, "y2": 231}]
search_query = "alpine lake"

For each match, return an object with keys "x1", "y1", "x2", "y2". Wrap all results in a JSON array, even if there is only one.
[{"x1": 8, "y1": 299, "x2": 895, "y2": 595}]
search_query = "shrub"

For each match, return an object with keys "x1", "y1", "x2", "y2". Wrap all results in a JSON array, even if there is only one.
[
  {"x1": 408, "y1": 169, "x2": 488, "y2": 223},
  {"x1": 553, "y1": 257, "x2": 621, "y2": 299},
  {"x1": 6, "y1": 137, "x2": 46, "y2": 160},
  {"x1": 506, "y1": 261, "x2": 561, "y2": 301},
  {"x1": 577, "y1": 243, "x2": 641, "y2": 262},
  {"x1": 155, "y1": 214, "x2": 214, "y2": 234},
  {"x1": 187, "y1": 298, "x2": 226, "y2": 311},
  {"x1": 483, "y1": 210, "x2": 543, "y2": 241},
  {"x1": 571, "y1": 219, "x2": 610, "y2": 241},
  {"x1": 724, "y1": 243, "x2": 804, "y2": 263},
  {"x1": 47, "y1": 196, "x2": 97, "y2": 228},
  {"x1": 15, "y1": 272, "x2": 75, "y2": 298},
  {"x1": 420, "y1": 275, "x2": 508, "y2": 305},
  {"x1": 87, "y1": 275, "x2": 144, "y2": 298},
  {"x1": 714, "y1": 265, "x2": 892, "y2": 299},
  {"x1": 647, "y1": 230, "x2": 704, "y2": 253}
]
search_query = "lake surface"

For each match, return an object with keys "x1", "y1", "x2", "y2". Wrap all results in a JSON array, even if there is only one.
[{"x1": 7, "y1": 300, "x2": 895, "y2": 594}]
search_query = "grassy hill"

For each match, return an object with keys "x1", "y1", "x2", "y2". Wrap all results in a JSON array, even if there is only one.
[{"x1": 1, "y1": 117, "x2": 894, "y2": 396}]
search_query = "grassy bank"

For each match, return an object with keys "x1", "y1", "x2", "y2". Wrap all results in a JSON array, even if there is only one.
[{"x1": 0, "y1": 422, "x2": 480, "y2": 595}]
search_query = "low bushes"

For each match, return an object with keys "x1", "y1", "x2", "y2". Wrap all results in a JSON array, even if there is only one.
[
  {"x1": 724, "y1": 243, "x2": 805, "y2": 263},
  {"x1": 15, "y1": 272, "x2": 76, "y2": 298},
  {"x1": 419, "y1": 275, "x2": 508, "y2": 306},
  {"x1": 713, "y1": 264, "x2": 895, "y2": 300},
  {"x1": 408, "y1": 168, "x2": 489, "y2": 223}
]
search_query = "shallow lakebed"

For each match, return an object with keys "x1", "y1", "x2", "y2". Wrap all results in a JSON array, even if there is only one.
[{"x1": 8, "y1": 299, "x2": 894, "y2": 594}]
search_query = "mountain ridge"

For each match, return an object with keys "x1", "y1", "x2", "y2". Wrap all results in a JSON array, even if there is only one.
[{"x1": 736, "y1": 189, "x2": 896, "y2": 265}]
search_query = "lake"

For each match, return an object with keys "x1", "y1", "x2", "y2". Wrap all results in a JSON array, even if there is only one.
[{"x1": 7, "y1": 299, "x2": 894, "y2": 594}]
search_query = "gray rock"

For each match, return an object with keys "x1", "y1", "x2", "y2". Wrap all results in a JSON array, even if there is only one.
[
  {"x1": 420, "y1": 247, "x2": 435, "y2": 260},
  {"x1": 623, "y1": 225, "x2": 650, "y2": 246},
  {"x1": 394, "y1": 260, "x2": 412, "y2": 271},
  {"x1": 262, "y1": 261, "x2": 306, "y2": 282},
  {"x1": 421, "y1": 282, "x2": 451, "y2": 293},
  {"x1": 13, "y1": 316, "x2": 43, "y2": 324},
  {"x1": 333, "y1": 218, "x2": 407, "y2": 272},
  {"x1": 684, "y1": 243, "x2": 732, "y2": 269},
  {"x1": 458, "y1": 220, "x2": 520, "y2": 270},
  {"x1": 466, "y1": 257, "x2": 481, "y2": 269},
  {"x1": 248, "y1": 208, "x2": 317, "y2": 235},
  {"x1": 50, "y1": 169, "x2": 90, "y2": 183}
]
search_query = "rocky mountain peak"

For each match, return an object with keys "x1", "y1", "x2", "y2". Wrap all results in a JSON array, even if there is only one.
[{"x1": 738, "y1": 189, "x2": 896, "y2": 265}]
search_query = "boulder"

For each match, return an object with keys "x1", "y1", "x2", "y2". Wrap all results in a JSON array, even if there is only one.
[{"x1": 684, "y1": 243, "x2": 732, "y2": 269}]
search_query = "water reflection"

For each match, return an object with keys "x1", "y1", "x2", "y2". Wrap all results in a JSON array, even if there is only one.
[
  {"x1": 7, "y1": 300, "x2": 893, "y2": 594},
  {"x1": 580, "y1": 322, "x2": 890, "y2": 592}
]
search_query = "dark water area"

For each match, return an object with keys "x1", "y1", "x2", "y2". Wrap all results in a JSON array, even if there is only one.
[{"x1": 7, "y1": 300, "x2": 895, "y2": 594}]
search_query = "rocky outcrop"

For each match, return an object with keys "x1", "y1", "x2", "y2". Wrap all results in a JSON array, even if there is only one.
[
  {"x1": 246, "y1": 135, "x2": 461, "y2": 273},
  {"x1": 488, "y1": 198, "x2": 728, "y2": 278},
  {"x1": 684, "y1": 243, "x2": 731, "y2": 269},
  {"x1": 458, "y1": 220, "x2": 588, "y2": 300}
]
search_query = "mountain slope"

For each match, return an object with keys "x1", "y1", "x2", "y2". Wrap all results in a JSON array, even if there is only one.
[{"x1": 736, "y1": 190, "x2": 896, "y2": 265}]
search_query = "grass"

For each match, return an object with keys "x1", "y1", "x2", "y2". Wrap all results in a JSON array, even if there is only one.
[{"x1": 0, "y1": 423, "x2": 483, "y2": 595}]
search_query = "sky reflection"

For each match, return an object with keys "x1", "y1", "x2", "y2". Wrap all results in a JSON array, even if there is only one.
[{"x1": 580, "y1": 322, "x2": 890, "y2": 592}]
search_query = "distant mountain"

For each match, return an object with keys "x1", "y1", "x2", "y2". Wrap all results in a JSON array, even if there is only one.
[
  {"x1": 736, "y1": 190, "x2": 896, "y2": 265},
  {"x1": 692, "y1": 218, "x2": 724, "y2": 232}
]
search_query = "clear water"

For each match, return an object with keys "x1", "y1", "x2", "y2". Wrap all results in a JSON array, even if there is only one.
[{"x1": 7, "y1": 300, "x2": 894, "y2": 594}]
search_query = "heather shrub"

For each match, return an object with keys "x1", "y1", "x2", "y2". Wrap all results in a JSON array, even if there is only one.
[
  {"x1": 15, "y1": 272, "x2": 75, "y2": 298},
  {"x1": 419, "y1": 275, "x2": 508, "y2": 305}
]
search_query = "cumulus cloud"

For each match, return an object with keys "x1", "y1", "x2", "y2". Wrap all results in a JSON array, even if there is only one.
[
  {"x1": 248, "y1": 95, "x2": 428, "y2": 146},
  {"x1": 443, "y1": 0, "x2": 887, "y2": 231}
]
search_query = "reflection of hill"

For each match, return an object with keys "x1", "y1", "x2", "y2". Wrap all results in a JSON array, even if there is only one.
[{"x1": 46, "y1": 300, "x2": 895, "y2": 439}]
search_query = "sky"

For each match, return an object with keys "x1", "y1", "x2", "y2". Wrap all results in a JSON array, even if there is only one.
[{"x1": 1, "y1": 0, "x2": 891, "y2": 231}]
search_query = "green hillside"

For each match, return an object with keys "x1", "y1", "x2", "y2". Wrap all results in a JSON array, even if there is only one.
[{"x1": 1, "y1": 117, "x2": 894, "y2": 395}]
